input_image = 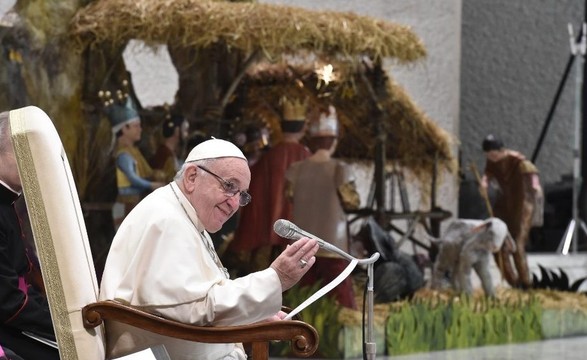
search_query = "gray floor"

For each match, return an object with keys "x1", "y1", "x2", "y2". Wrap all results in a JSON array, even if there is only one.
[
  {"x1": 274, "y1": 336, "x2": 587, "y2": 360},
  {"x1": 382, "y1": 336, "x2": 587, "y2": 360}
]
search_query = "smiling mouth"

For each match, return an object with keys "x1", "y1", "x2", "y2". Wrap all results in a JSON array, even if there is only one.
[{"x1": 217, "y1": 206, "x2": 232, "y2": 217}]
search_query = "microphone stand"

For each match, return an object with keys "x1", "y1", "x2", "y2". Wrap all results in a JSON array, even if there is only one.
[
  {"x1": 277, "y1": 221, "x2": 380, "y2": 358},
  {"x1": 333, "y1": 251, "x2": 380, "y2": 359},
  {"x1": 312, "y1": 239, "x2": 381, "y2": 359},
  {"x1": 332, "y1": 250, "x2": 379, "y2": 360},
  {"x1": 364, "y1": 254, "x2": 378, "y2": 360}
]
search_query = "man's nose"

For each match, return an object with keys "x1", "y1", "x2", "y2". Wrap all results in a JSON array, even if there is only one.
[{"x1": 227, "y1": 194, "x2": 240, "y2": 210}]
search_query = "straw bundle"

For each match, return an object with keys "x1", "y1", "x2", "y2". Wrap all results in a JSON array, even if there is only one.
[{"x1": 70, "y1": 0, "x2": 426, "y2": 62}]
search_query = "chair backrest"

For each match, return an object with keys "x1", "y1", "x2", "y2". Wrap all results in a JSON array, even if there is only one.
[{"x1": 9, "y1": 106, "x2": 106, "y2": 360}]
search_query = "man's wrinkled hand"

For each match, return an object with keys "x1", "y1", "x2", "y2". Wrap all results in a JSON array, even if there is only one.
[{"x1": 270, "y1": 237, "x2": 319, "y2": 291}]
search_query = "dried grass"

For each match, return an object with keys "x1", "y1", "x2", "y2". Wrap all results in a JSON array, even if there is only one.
[
  {"x1": 69, "y1": 0, "x2": 426, "y2": 62},
  {"x1": 411, "y1": 286, "x2": 587, "y2": 313}
]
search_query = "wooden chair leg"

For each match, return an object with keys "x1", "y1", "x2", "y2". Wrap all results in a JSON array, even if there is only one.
[{"x1": 250, "y1": 341, "x2": 269, "y2": 360}]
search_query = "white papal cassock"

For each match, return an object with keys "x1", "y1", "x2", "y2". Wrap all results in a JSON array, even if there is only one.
[{"x1": 99, "y1": 182, "x2": 282, "y2": 360}]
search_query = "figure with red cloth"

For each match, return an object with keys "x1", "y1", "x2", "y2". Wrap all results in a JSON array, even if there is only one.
[{"x1": 226, "y1": 97, "x2": 311, "y2": 275}]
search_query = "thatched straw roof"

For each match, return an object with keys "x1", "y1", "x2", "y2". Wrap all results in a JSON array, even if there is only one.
[
  {"x1": 237, "y1": 61, "x2": 455, "y2": 178},
  {"x1": 69, "y1": 0, "x2": 453, "y2": 178},
  {"x1": 69, "y1": 0, "x2": 426, "y2": 62}
]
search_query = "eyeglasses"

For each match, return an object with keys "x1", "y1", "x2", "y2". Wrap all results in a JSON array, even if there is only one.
[{"x1": 197, "y1": 165, "x2": 252, "y2": 206}]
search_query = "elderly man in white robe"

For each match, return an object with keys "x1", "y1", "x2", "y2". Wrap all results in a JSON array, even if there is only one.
[{"x1": 99, "y1": 138, "x2": 319, "y2": 360}]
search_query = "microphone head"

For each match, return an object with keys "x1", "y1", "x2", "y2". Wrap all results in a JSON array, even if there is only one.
[{"x1": 273, "y1": 219, "x2": 299, "y2": 240}]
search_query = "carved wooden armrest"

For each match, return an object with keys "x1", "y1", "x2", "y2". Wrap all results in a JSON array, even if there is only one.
[{"x1": 82, "y1": 300, "x2": 318, "y2": 358}]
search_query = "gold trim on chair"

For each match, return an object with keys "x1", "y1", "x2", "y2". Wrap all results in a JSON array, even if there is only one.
[{"x1": 10, "y1": 109, "x2": 79, "y2": 360}]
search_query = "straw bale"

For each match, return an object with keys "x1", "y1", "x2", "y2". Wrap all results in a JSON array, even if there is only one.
[{"x1": 70, "y1": 0, "x2": 426, "y2": 62}]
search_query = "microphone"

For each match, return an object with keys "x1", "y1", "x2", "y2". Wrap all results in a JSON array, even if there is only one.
[
  {"x1": 274, "y1": 219, "x2": 336, "y2": 251},
  {"x1": 273, "y1": 219, "x2": 380, "y2": 265}
]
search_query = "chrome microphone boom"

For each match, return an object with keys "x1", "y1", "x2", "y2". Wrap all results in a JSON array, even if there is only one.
[
  {"x1": 273, "y1": 219, "x2": 379, "y2": 265},
  {"x1": 274, "y1": 219, "x2": 379, "y2": 359}
]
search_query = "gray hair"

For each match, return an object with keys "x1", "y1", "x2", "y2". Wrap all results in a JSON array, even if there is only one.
[{"x1": 174, "y1": 158, "x2": 216, "y2": 181}]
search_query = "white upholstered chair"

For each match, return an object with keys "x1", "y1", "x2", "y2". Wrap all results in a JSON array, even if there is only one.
[{"x1": 8, "y1": 106, "x2": 318, "y2": 360}]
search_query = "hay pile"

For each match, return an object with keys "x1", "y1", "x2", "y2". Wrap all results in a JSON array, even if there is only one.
[
  {"x1": 69, "y1": 0, "x2": 426, "y2": 62},
  {"x1": 411, "y1": 286, "x2": 587, "y2": 312},
  {"x1": 499, "y1": 287, "x2": 587, "y2": 312}
]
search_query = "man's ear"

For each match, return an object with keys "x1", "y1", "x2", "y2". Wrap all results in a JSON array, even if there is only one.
[{"x1": 183, "y1": 165, "x2": 198, "y2": 192}]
